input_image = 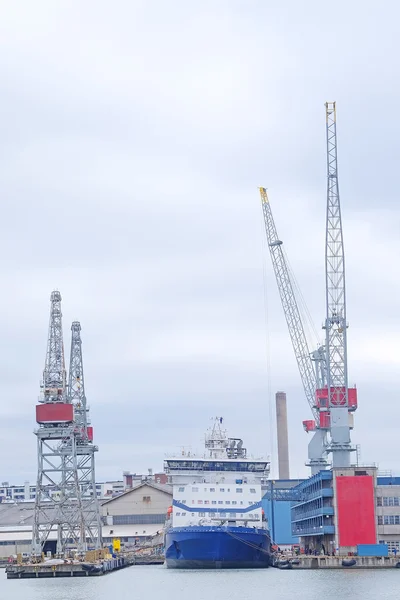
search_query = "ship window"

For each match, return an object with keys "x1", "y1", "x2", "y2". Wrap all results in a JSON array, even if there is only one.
[
  {"x1": 191, "y1": 513, "x2": 195, "y2": 516},
  {"x1": 199, "y1": 512, "x2": 206, "y2": 517},
  {"x1": 176, "y1": 512, "x2": 181, "y2": 516},
  {"x1": 232, "y1": 501, "x2": 237, "y2": 505},
  {"x1": 218, "y1": 501, "x2": 223, "y2": 505},
  {"x1": 182, "y1": 512, "x2": 186, "y2": 516},
  {"x1": 219, "y1": 512, "x2": 227, "y2": 517},
  {"x1": 204, "y1": 488, "x2": 207, "y2": 492},
  {"x1": 240, "y1": 501, "x2": 243, "y2": 505},
  {"x1": 225, "y1": 501, "x2": 230, "y2": 505},
  {"x1": 210, "y1": 488, "x2": 215, "y2": 492},
  {"x1": 181, "y1": 500, "x2": 186, "y2": 503},
  {"x1": 212, "y1": 500, "x2": 217, "y2": 505},
  {"x1": 230, "y1": 513, "x2": 236, "y2": 518},
  {"x1": 220, "y1": 488, "x2": 225, "y2": 492},
  {"x1": 198, "y1": 500, "x2": 203, "y2": 504},
  {"x1": 236, "y1": 488, "x2": 243, "y2": 493},
  {"x1": 192, "y1": 487, "x2": 199, "y2": 492},
  {"x1": 209, "y1": 512, "x2": 214, "y2": 517},
  {"x1": 178, "y1": 487, "x2": 185, "y2": 492},
  {"x1": 204, "y1": 500, "x2": 210, "y2": 505},
  {"x1": 250, "y1": 488, "x2": 256, "y2": 493},
  {"x1": 192, "y1": 500, "x2": 195, "y2": 504}
]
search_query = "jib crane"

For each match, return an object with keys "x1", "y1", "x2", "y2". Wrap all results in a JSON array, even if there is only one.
[
  {"x1": 322, "y1": 102, "x2": 356, "y2": 467},
  {"x1": 259, "y1": 188, "x2": 328, "y2": 474}
]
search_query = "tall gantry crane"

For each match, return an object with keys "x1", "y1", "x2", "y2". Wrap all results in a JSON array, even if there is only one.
[
  {"x1": 68, "y1": 322, "x2": 102, "y2": 550},
  {"x1": 259, "y1": 188, "x2": 328, "y2": 474},
  {"x1": 33, "y1": 293, "x2": 101, "y2": 556},
  {"x1": 322, "y1": 102, "x2": 356, "y2": 467}
]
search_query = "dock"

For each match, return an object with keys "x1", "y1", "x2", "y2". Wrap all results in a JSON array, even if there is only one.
[
  {"x1": 6, "y1": 557, "x2": 128, "y2": 579},
  {"x1": 274, "y1": 555, "x2": 400, "y2": 570}
]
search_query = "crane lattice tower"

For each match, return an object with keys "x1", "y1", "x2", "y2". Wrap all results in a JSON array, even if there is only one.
[
  {"x1": 32, "y1": 292, "x2": 101, "y2": 556},
  {"x1": 324, "y1": 102, "x2": 355, "y2": 467},
  {"x1": 67, "y1": 321, "x2": 102, "y2": 550}
]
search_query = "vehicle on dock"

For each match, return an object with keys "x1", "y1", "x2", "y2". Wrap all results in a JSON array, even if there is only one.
[{"x1": 164, "y1": 418, "x2": 271, "y2": 569}]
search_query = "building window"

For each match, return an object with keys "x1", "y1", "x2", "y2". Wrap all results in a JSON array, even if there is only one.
[
  {"x1": 377, "y1": 497, "x2": 382, "y2": 506},
  {"x1": 378, "y1": 516, "x2": 383, "y2": 525}
]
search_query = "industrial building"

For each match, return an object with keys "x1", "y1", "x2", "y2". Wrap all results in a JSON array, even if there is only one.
[{"x1": 0, "y1": 481, "x2": 172, "y2": 558}]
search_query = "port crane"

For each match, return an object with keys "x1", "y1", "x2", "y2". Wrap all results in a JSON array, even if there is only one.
[
  {"x1": 33, "y1": 293, "x2": 102, "y2": 556},
  {"x1": 322, "y1": 102, "x2": 356, "y2": 467},
  {"x1": 260, "y1": 102, "x2": 357, "y2": 473}
]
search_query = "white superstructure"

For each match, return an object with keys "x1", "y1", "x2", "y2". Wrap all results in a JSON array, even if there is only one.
[{"x1": 164, "y1": 418, "x2": 270, "y2": 529}]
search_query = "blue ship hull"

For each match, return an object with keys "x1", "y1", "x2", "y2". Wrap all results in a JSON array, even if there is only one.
[{"x1": 165, "y1": 526, "x2": 271, "y2": 569}]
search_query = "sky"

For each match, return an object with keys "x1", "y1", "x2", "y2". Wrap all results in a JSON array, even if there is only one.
[{"x1": 0, "y1": 0, "x2": 399, "y2": 484}]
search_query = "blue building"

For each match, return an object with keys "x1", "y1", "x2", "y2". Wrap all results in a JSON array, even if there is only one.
[
  {"x1": 262, "y1": 479, "x2": 305, "y2": 546},
  {"x1": 290, "y1": 470, "x2": 334, "y2": 551}
]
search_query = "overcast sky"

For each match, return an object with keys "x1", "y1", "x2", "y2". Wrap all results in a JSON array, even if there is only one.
[{"x1": 0, "y1": 1, "x2": 399, "y2": 484}]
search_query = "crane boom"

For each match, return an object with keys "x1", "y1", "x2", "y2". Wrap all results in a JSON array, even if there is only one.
[{"x1": 259, "y1": 188, "x2": 318, "y2": 423}]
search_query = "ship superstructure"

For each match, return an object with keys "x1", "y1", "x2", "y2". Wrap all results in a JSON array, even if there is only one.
[{"x1": 164, "y1": 418, "x2": 271, "y2": 569}]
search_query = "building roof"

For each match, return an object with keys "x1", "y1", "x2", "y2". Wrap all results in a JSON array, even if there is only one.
[{"x1": 101, "y1": 481, "x2": 172, "y2": 505}]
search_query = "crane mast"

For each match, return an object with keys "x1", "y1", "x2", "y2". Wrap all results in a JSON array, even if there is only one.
[
  {"x1": 259, "y1": 188, "x2": 327, "y2": 473},
  {"x1": 324, "y1": 102, "x2": 353, "y2": 467}
]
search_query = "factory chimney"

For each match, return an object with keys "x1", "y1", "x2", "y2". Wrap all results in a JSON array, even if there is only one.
[{"x1": 276, "y1": 391, "x2": 290, "y2": 479}]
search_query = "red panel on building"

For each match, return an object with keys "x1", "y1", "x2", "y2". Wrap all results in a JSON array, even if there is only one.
[
  {"x1": 36, "y1": 403, "x2": 74, "y2": 424},
  {"x1": 336, "y1": 475, "x2": 376, "y2": 547},
  {"x1": 87, "y1": 427, "x2": 93, "y2": 441}
]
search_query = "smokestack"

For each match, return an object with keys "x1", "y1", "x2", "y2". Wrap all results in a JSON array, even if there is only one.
[{"x1": 276, "y1": 391, "x2": 290, "y2": 479}]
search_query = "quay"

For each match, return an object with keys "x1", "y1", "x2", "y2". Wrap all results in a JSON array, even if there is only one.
[
  {"x1": 274, "y1": 555, "x2": 400, "y2": 570},
  {"x1": 6, "y1": 556, "x2": 128, "y2": 579}
]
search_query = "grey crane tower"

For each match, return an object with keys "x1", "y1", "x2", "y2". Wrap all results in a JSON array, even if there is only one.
[
  {"x1": 324, "y1": 102, "x2": 355, "y2": 467},
  {"x1": 67, "y1": 321, "x2": 102, "y2": 550},
  {"x1": 32, "y1": 292, "x2": 102, "y2": 556},
  {"x1": 259, "y1": 188, "x2": 328, "y2": 474}
]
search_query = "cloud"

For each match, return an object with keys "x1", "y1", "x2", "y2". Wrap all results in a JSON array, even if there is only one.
[{"x1": 0, "y1": 0, "x2": 399, "y2": 484}]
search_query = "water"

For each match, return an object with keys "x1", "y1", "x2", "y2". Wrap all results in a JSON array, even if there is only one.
[{"x1": 1, "y1": 565, "x2": 398, "y2": 600}]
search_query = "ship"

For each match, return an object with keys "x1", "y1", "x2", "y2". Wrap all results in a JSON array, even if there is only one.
[{"x1": 164, "y1": 418, "x2": 271, "y2": 568}]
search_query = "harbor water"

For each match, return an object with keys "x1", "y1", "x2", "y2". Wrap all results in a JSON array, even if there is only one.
[{"x1": 1, "y1": 565, "x2": 399, "y2": 600}]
